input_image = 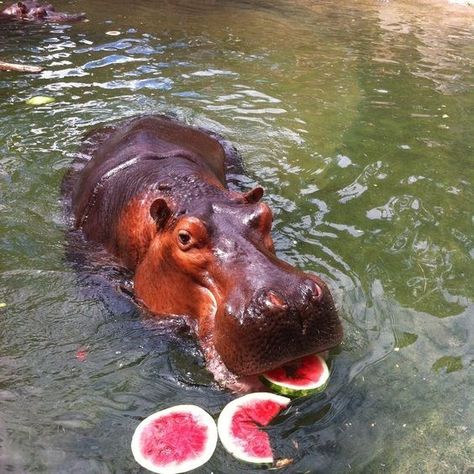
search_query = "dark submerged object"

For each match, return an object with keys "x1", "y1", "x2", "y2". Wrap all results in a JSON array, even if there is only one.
[
  {"x1": 0, "y1": 1, "x2": 85, "y2": 22},
  {"x1": 64, "y1": 115, "x2": 343, "y2": 379}
]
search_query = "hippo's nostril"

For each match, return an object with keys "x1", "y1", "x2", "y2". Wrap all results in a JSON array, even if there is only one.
[
  {"x1": 307, "y1": 279, "x2": 323, "y2": 302},
  {"x1": 264, "y1": 290, "x2": 287, "y2": 310}
]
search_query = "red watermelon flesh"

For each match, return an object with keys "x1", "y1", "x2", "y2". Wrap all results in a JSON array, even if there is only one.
[
  {"x1": 265, "y1": 354, "x2": 326, "y2": 387},
  {"x1": 131, "y1": 405, "x2": 217, "y2": 474},
  {"x1": 231, "y1": 398, "x2": 286, "y2": 458},
  {"x1": 140, "y1": 412, "x2": 206, "y2": 465}
]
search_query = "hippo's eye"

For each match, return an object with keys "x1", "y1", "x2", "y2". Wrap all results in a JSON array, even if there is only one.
[{"x1": 178, "y1": 230, "x2": 192, "y2": 248}]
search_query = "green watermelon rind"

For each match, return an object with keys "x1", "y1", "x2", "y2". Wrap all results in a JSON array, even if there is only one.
[
  {"x1": 260, "y1": 355, "x2": 330, "y2": 398},
  {"x1": 260, "y1": 377, "x2": 329, "y2": 398}
]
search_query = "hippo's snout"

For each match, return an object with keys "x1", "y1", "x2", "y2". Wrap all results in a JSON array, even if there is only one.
[
  {"x1": 258, "y1": 279, "x2": 323, "y2": 311},
  {"x1": 250, "y1": 279, "x2": 322, "y2": 319},
  {"x1": 213, "y1": 276, "x2": 343, "y2": 376}
]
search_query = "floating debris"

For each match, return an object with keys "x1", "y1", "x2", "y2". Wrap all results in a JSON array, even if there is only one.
[{"x1": 26, "y1": 96, "x2": 55, "y2": 105}]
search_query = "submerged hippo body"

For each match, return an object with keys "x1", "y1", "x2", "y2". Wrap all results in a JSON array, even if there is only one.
[
  {"x1": 0, "y1": 1, "x2": 85, "y2": 22},
  {"x1": 66, "y1": 115, "x2": 343, "y2": 381}
]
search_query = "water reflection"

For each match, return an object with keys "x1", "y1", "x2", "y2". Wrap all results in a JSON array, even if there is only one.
[{"x1": 376, "y1": 0, "x2": 474, "y2": 94}]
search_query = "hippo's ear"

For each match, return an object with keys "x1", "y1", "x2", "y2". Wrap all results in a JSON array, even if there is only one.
[
  {"x1": 243, "y1": 186, "x2": 264, "y2": 204},
  {"x1": 150, "y1": 198, "x2": 171, "y2": 229}
]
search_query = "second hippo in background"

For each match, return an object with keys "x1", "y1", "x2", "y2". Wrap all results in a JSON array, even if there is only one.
[
  {"x1": 63, "y1": 115, "x2": 343, "y2": 389},
  {"x1": 0, "y1": 1, "x2": 85, "y2": 22}
]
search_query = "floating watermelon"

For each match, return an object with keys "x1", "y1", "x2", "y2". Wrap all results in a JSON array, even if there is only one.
[
  {"x1": 131, "y1": 405, "x2": 217, "y2": 474},
  {"x1": 261, "y1": 354, "x2": 330, "y2": 397},
  {"x1": 217, "y1": 392, "x2": 290, "y2": 464}
]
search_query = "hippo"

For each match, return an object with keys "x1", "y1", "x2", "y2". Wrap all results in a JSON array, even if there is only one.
[
  {"x1": 64, "y1": 115, "x2": 343, "y2": 388},
  {"x1": 0, "y1": 1, "x2": 85, "y2": 22}
]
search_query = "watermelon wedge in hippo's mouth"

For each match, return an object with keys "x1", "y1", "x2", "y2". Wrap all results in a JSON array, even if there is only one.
[{"x1": 261, "y1": 353, "x2": 331, "y2": 398}]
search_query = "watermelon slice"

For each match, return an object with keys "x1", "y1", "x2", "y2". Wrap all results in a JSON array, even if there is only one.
[
  {"x1": 131, "y1": 405, "x2": 217, "y2": 474},
  {"x1": 261, "y1": 354, "x2": 330, "y2": 397},
  {"x1": 217, "y1": 392, "x2": 290, "y2": 464}
]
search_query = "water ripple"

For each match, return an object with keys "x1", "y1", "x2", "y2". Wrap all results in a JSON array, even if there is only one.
[{"x1": 83, "y1": 54, "x2": 148, "y2": 70}]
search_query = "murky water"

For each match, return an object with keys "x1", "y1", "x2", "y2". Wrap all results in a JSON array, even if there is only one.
[{"x1": 1, "y1": 0, "x2": 473, "y2": 472}]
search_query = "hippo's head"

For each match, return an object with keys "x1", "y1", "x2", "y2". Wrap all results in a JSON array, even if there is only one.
[
  {"x1": 134, "y1": 186, "x2": 343, "y2": 376},
  {"x1": 1, "y1": 2, "x2": 29, "y2": 17},
  {"x1": 1, "y1": 1, "x2": 85, "y2": 21}
]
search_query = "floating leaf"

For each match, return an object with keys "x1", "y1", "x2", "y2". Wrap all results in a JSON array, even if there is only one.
[
  {"x1": 432, "y1": 356, "x2": 463, "y2": 374},
  {"x1": 395, "y1": 331, "x2": 418, "y2": 349}
]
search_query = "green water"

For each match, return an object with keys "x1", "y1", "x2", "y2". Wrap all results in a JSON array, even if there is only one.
[{"x1": 0, "y1": 0, "x2": 473, "y2": 472}]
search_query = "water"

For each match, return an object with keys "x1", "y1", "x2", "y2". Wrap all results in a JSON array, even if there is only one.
[{"x1": 0, "y1": 0, "x2": 473, "y2": 472}]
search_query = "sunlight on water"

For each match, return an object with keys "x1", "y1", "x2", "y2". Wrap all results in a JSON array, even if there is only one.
[{"x1": 0, "y1": 0, "x2": 473, "y2": 472}]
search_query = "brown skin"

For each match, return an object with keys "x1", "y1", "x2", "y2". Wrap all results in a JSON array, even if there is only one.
[
  {"x1": 67, "y1": 115, "x2": 343, "y2": 388},
  {"x1": 0, "y1": 1, "x2": 85, "y2": 22}
]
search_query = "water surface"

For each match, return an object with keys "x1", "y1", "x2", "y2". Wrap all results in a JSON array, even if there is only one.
[{"x1": 0, "y1": 0, "x2": 473, "y2": 472}]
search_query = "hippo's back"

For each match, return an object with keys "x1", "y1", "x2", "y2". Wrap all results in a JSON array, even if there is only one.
[{"x1": 69, "y1": 115, "x2": 229, "y2": 226}]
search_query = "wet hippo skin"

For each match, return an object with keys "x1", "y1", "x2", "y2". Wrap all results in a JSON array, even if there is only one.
[
  {"x1": 65, "y1": 115, "x2": 343, "y2": 383},
  {"x1": 0, "y1": 1, "x2": 85, "y2": 22}
]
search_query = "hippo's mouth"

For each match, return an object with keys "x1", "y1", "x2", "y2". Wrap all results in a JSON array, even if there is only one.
[
  {"x1": 216, "y1": 350, "x2": 333, "y2": 394},
  {"x1": 250, "y1": 337, "x2": 341, "y2": 377},
  {"x1": 213, "y1": 302, "x2": 343, "y2": 377}
]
